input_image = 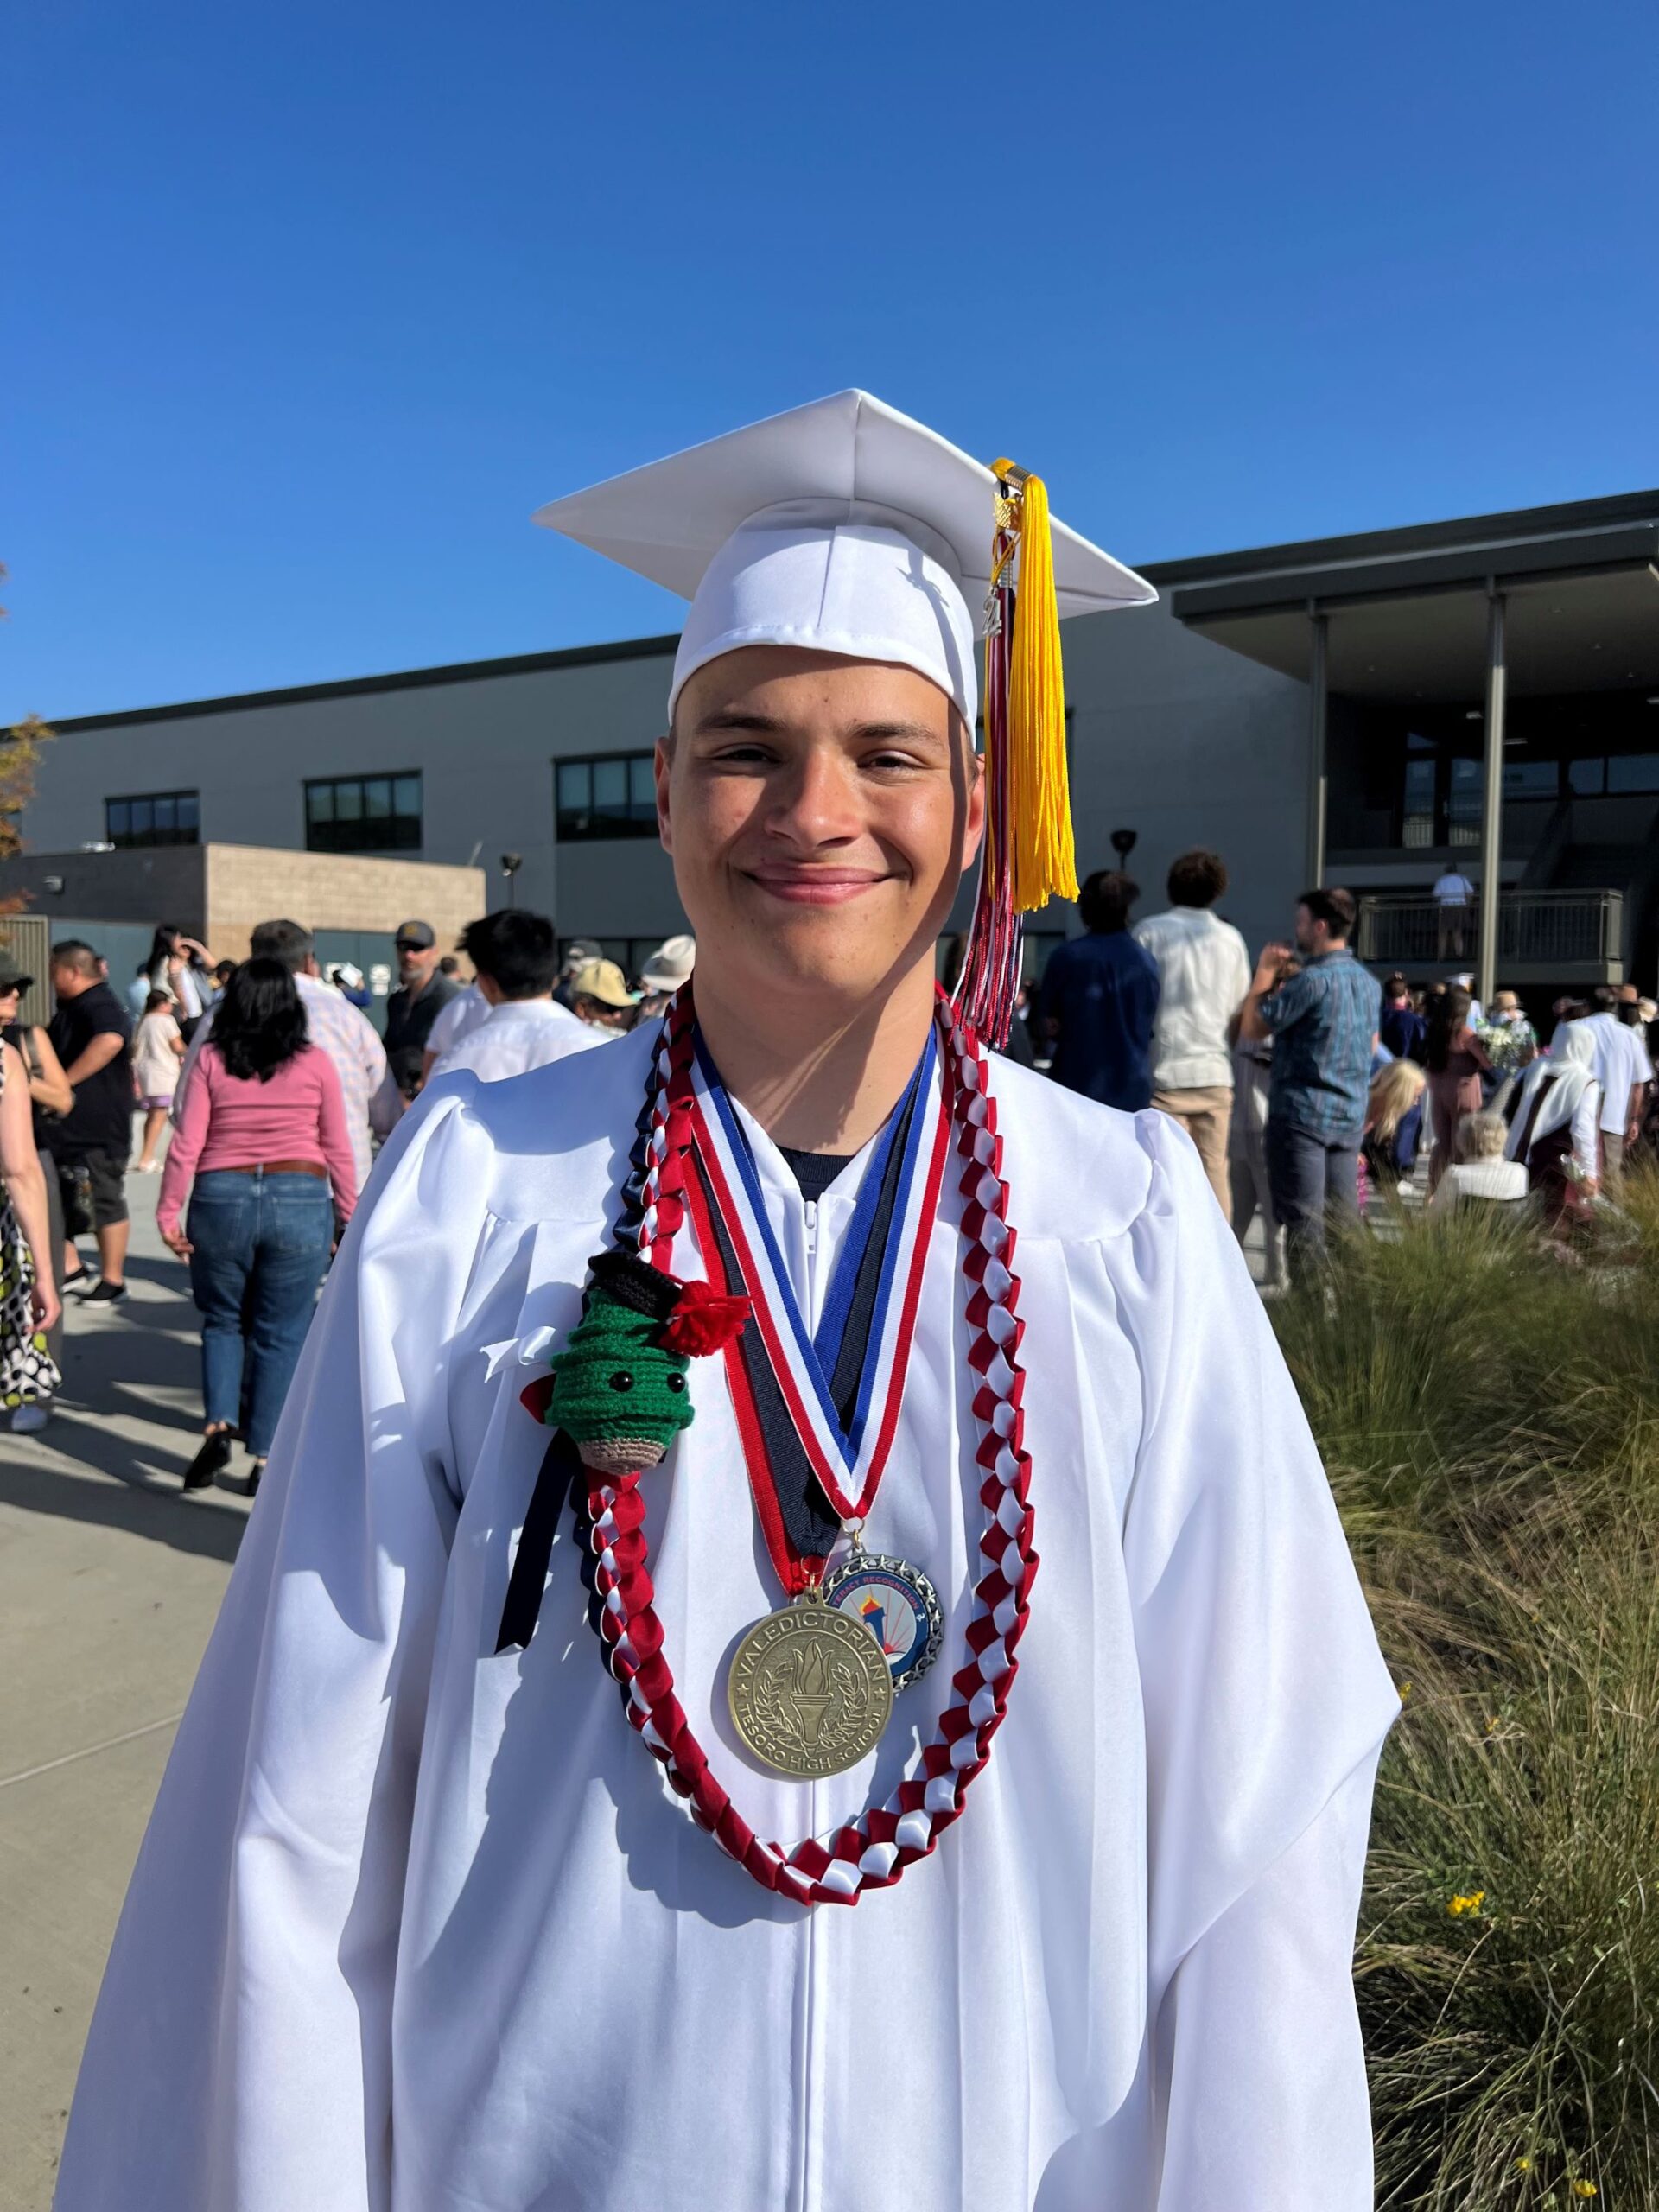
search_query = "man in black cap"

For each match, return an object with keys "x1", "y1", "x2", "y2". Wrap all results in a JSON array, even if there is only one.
[
  {"x1": 383, "y1": 919, "x2": 460, "y2": 1098},
  {"x1": 46, "y1": 940, "x2": 136, "y2": 1301}
]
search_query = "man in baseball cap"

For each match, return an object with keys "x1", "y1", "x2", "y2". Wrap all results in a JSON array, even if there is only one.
[
  {"x1": 384, "y1": 919, "x2": 459, "y2": 1097},
  {"x1": 553, "y1": 938, "x2": 603, "y2": 1013},
  {"x1": 569, "y1": 956, "x2": 640, "y2": 1031}
]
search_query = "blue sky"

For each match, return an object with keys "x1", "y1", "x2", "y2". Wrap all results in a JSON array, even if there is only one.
[{"x1": 6, "y1": 0, "x2": 1656, "y2": 723}]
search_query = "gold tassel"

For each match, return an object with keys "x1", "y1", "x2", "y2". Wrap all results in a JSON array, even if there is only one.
[{"x1": 995, "y1": 464, "x2": 1077, "y2": 912}]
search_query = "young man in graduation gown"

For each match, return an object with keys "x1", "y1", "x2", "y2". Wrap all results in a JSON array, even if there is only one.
[{"x1": 57, "y1": 392, "x2": 1399, "y2": 2212}]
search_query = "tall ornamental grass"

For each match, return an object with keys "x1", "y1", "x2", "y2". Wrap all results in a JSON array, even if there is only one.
[{"x1": 1270, "y1": 1174, "x2": 1659, "y2": 2209}]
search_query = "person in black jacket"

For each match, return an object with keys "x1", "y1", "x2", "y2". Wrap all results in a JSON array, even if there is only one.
[{"x1": 382, "y1": 920, "x2": 460, "y2": 1098}]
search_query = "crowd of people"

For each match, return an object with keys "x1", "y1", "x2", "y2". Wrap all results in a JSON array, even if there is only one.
[
  {"x1": 1028, "y1": 849, "x2": 1657, "y2": 1286},
  {"x1": 1, "y1": 870, "x2": 1655, "y2": 1463},
  {"x1": 0, "y1": 912, "x2": 697, "y2": 1468}
]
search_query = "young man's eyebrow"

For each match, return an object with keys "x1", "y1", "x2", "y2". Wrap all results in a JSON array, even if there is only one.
[
  {"x1": 690, "y1": 709, "x2": 948, "y2": 746},
  {"x1": 849, "y1": 719, "x2": 944, "y2": 743},
  {"x1": 692, "y1": 709, "x2": 787, "y2": 734}
]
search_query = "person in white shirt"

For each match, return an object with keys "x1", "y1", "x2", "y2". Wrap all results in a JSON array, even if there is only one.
[
  {"x1": 1132, "y1": 849, "x2": 1251, "y2": 1218},
  {"x1": 1433, "y1": 871, "x2": 1476, "y2": 957},
  {"x1": 145, "y1": 925, "x2": 219, "y2": 1025},
  {"x1": 1579, "y1": 989, "x2": 1652, "y2": 1193},
  {"x1": 130, "y1": 989, "x2": 186, "y2": 1172},
  {"x1": 1506, "y1": 1023, "x2": 1601, "y2": 1227},
  {"x1": 1451, "y1": 969, "x2": 1484, "y2": 1030},
  {"x1": 431, "y1": 910, "x2": 607, "y2": 1083},
  {"x1": 1427, "y1": 1109, "x2": 1529, "y2": 1212},
  {"x1": 420, "y1": 976, "x2": 492, "y2": 1086}
]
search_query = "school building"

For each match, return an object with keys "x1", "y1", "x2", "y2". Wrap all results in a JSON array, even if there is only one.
[{"x1": 10, "y1": 485, "x2": 1656, "y2": 1007}]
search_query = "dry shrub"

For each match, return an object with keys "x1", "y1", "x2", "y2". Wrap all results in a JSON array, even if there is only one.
[{"x1": 1271, "y1": 1177, "x2": 1659, "y2": 2208}]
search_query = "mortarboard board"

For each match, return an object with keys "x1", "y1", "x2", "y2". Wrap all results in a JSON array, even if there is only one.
[{"x1": 534, "y1": 390, "x2": 1153, "y2": 731}]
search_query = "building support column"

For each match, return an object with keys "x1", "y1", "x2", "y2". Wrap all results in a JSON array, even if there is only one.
[
  {"x1": 1478, "y1": 586, "x2": 1506, "y2": 1006},
  {"x1": 1306, "y1": 603, "x2": 1328, "y2": 889}
]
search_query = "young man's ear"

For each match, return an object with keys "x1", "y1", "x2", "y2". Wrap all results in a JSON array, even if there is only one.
[
  {"x1": 957, "y1": 711, "x2": 987, "y2": 875},
  {"x1": 655, "y1": 734, "x2": 674, "y2": 855}
]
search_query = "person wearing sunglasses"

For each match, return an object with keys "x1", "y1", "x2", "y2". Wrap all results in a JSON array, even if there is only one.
[{"x1": 0, "y1": 962, "x2": 67, "y2": 1429}]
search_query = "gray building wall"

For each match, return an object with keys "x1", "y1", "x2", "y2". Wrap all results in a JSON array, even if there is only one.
[
  {"x1": 1061, "y1": 594, "x2": 1308, "y2": 960},
  {"x1": 27, "y1": 644, "x2": 687, "y2": 947},
  {"x1": 23, "y1": 601, "x2": 1312, "y2": 965}
]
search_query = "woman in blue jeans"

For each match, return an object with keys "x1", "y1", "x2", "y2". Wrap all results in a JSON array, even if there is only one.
[{"x1": 157, "y1": 959, "x2": 358, "y2": 1494}]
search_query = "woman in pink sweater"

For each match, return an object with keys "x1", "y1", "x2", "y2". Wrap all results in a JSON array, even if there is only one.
[{"x1": 159, "y1": 958, "x2": 358, "y2": 1495}]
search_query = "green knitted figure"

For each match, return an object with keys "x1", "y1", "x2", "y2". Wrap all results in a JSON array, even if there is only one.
[{"x1": 521, "y1": 1249, "x2": 749, "y2": 1475}]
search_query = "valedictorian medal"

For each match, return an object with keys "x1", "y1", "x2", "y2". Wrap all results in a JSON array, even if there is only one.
[
  {"x1": 511, "y1": 986, "x2": 1039, "y2": 1910},
  {"x1": 727, "y1": 1588, "x2": 893, "y2": 1778}
]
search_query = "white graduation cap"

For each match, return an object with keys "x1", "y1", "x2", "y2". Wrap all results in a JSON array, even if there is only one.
[{"x1": 532, "y1": 389, "x2": 1155, "y2": 732}]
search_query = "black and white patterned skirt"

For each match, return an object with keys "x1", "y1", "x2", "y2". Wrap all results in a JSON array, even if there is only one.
[{"x1": 1, "y1": 1205, "x2": 60, "y2": 1407}]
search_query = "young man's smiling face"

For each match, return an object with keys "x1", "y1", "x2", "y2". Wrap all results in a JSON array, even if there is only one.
[{"x1": 658, "y1": 647, "x2": 983, "y2": 1015}]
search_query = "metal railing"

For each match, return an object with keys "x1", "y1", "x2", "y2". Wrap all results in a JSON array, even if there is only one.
[{"x1": 1355, "y1": 889, "x2": 1624, "y2": 969}]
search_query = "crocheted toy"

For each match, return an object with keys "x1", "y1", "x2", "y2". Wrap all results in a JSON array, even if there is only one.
[{"x1": 521, "y1": 1249, "x2": 748, "y2": 1474}]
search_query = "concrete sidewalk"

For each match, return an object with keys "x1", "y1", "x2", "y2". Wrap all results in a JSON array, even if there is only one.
[{"x1": 0, "y1": 1163, "x2": 251, "y2": 2211}]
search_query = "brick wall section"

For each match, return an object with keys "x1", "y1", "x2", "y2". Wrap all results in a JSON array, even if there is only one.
[{"x1": 203, "y1": 846, "x2": 487, "y2": 960}]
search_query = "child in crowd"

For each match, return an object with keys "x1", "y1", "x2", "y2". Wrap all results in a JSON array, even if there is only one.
[{"x1": 131, "y1": 988, "x2": 186, "y2": 1173}]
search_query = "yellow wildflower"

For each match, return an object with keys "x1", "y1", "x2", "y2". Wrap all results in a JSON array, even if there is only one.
[
  {"x1": 1398, "y1": 1682, "x2": 1412, "y2": 1702},
  {"x1": 1572, "y1": 2183, "x2": 1598, "y2": 2199},
  {"x1": 1447, "y1": 1890, "x2": 1486, "y2": 1917},
  {"x1": 1514, "y1": 2155, "x2": 1531, "y2": 2171},
  {"x1": 1484, "y1": 1716, "x2": 1499, "y2": 1734}
]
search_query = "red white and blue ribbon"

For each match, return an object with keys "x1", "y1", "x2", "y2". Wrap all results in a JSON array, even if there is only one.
[
  {"x1": 563, "y1": 990, "x2": 1040, "y2": 1910},
  {"x1": 684, "y1": 1027, "x2": 950, "y2": 1527}
]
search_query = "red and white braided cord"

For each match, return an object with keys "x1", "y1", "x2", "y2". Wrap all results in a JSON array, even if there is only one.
[{"x1": 584, "y1": 995, "x2": 1038, "y2": 1908}]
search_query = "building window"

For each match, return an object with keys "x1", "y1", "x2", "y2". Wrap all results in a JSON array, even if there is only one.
[
  {"x1": 1501, "y1": 758, "x2": 1560, "y2": 799},
  {"x1": 1604, "y1": 753, "x2": 1659, "y2": 795},
  {"x1": 105, "y1": 791, "x2": 200, "y2": 849},
  {"x1": 1446, "y1": 757, "x2": 1482, "y2": 848},
  {"x1": 555, "y1": 753, "x2": 658, "y2": 841},
  {"x1": 305, "y1": 772, "x2": 422, "y2": 854},
  {"x1": 1402, "y1": 757, "x2": 1437, "y2": 847}
]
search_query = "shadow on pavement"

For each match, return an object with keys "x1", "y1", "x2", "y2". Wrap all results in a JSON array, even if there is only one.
[
  {"x1": 116, "y1": 1252, "x2": 191, "y2": 1294},
  {"x1": 10, "y1": 1176, "x2": 252, "y2": 1566},
  {"x1": 0, "y1": 1448, "x2": 248, "y2": 1567}
]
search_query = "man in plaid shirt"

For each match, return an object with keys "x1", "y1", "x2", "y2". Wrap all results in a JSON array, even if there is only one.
[{"x1": 1240, "y1": 886, "x2": 1381, "y2": 1280}]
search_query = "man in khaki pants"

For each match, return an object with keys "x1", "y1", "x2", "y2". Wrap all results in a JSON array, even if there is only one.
[{"x1": 1133, "y1": 849, "x2": 1251, "y2": 1218}]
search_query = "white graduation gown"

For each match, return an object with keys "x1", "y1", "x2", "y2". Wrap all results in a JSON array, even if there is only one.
[{"x1": 55, "y1": 1027, "x2": 1399, "y2": 2212}]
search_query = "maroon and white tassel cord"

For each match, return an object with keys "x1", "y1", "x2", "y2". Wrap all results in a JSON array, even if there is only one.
[{"x1": 578, "y1": 992, "x2": 1039, "y2": 1908}]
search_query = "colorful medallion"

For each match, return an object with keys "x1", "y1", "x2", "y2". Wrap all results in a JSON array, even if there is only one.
[
  {"x1": 823, "y1": 1552, "x2": 943, "y2": 1689},
  {"x1": 727, "y1": 1589, "x2": 894, "y2": 1778}
]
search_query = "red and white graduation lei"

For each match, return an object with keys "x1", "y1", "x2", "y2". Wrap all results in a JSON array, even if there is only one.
[{"x1": 581, "y1": 988, "x2": 1038, "y2": 1908}]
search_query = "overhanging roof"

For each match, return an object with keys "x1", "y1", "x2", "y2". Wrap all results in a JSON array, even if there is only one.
[
  {"x1": 48, "y1": 632, "x2": 681, "y2": 735},
  {"x1": 1158, "y1": 487, "x2": 1659, "y2": 701}
]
